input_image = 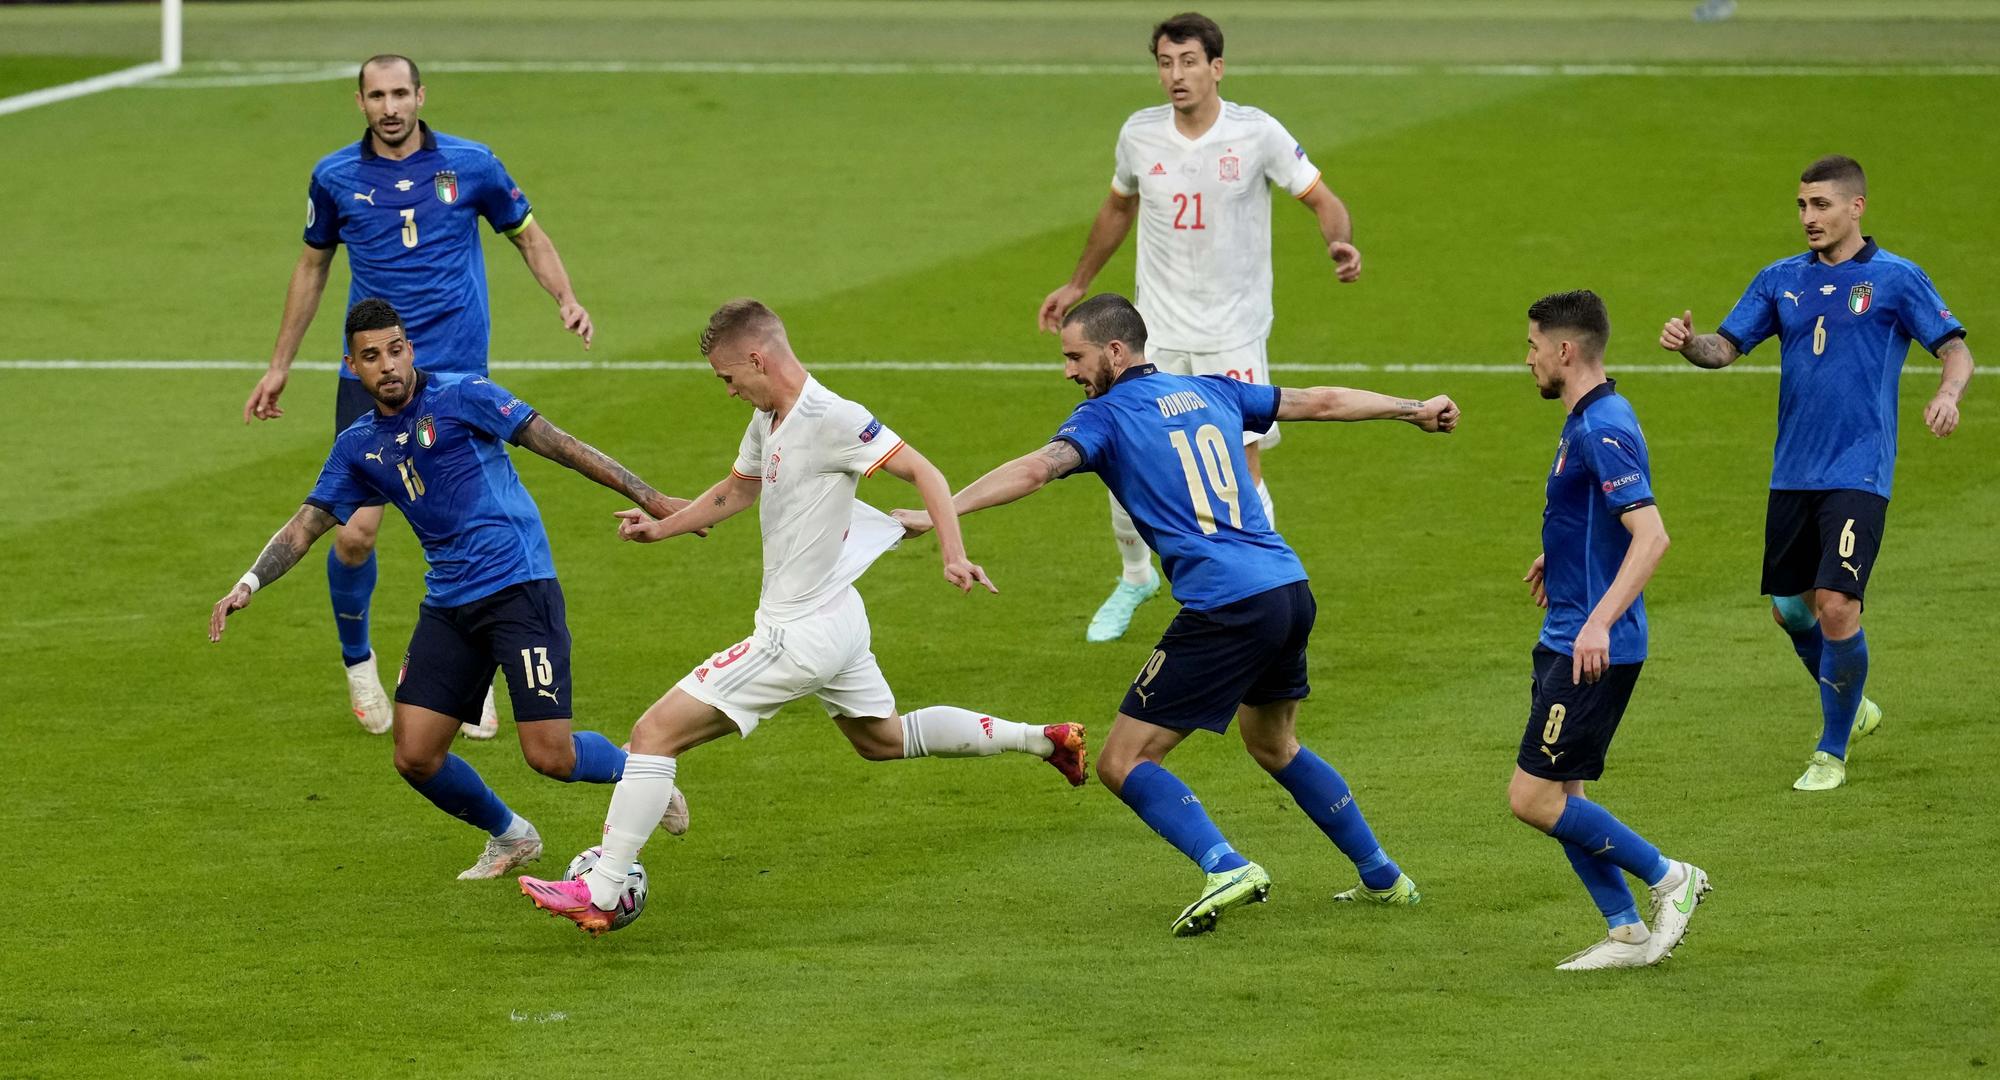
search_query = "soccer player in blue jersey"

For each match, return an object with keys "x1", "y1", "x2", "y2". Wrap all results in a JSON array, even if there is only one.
[
  {"x1": 243, "y1": 54, "x2": 595, "y2": 740},
  {"x1": 211, "y1": 300, "x2": 688, "y2": 880},
  {"x1": 1515, "y1": 291, "x2": 1709, "y2": 970},
  {"x1": 898, "y1": 294, "x2": 1451, "y2": 935},
  {"x1": 1660, "y1": 155, "x2": 1975, "y2": 791}
]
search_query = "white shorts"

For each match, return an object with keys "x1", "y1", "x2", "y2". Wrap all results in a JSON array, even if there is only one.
[
  {"x1": 675, "y1": 586, "x2": 895, "y2": 735},
  {"x1": 1150, "y1": 339, "x2": 1280, "y2": 449}
]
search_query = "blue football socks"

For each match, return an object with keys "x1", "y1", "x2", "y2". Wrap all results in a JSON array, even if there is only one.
[
  {"x1": 408, "y1": 753, "x2": 514, "y2": 835},
  {"x1": 1549, "y1": 795, "x2": 1670, "y2": 887},
  {"x1": 328, "y1": 548, "x2": 377, "y2": 667},
  {"x1": 1561, "y1": 840, "x2": 1642, "y2": 929},
  {"x1": 1273, "y1": 747, "x2": 1402, "y2": 890},
  {"x1": 1117, "y1": 761, "x2": 1249, "y2": 874},
  {"x1": 1817, "y1": 630, "x2": 1869, "y2": 759},
  {"x1": 565, "y1": 731, "x2": 628, "y2": 783},
  {"x1": 1773, "y1": 594, "x2": 1824, "y2": 677}
]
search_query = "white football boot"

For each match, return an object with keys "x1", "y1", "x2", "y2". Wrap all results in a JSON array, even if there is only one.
[
  {"x1": 1644, "y1": 861, "x2": 1712, "y2": 963},
  {"x1": 344, "y1": 653, "x2": 393, "y2": 735},
  {"x1": 661, "y1": 787, "x2": 691, "y2": 836},
  {"x1": 461, "y1": 685, "x2": 499, "y2": 740},
  {"x1": 1556, "y1": 922, "x2": 1654, "y2": 970},
  {"x1": 459, "y1": 819, "x2": 543, "y2": 880}
]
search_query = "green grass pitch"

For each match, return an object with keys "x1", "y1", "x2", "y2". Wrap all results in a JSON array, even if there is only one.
[{"x1": 3, "y1": 3, "x2": 1996, "y2": 1076}]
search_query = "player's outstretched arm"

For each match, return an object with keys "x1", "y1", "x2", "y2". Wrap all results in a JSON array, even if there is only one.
[
  {"x1": 1659, "y1": 309, "x2": 1740, "y2": 369},
  {"x1": 617, "y1": 471, "x2": 758, "y2": 543},
  {"x1": 1571, "y1": 505, "x2": 1670, "y2": 686},
  {"x1": 878, "y1": 443, "x2": 996, "y2": 595},
  {"x1": 1274, "y1": 386, "x2": 1459, "y2": 431},
  {"x1": 245, "y1": 244, "x2": 337, "y2": 424},
  {"x1": 209, "y1": 504, "x2": 339, "y2": 642},
  {"x1": 1298, "y1": 182, "x2": 1361, "y2": 284},
  {"x1": 1038, "y1": 190, "x2": 1139, "y2": 332},
  {"x1": 890, "y1": 441, "x2": 1081, "y2": 538},
  {"x1": 507, "y1": 220, "x2": 593, "y2": 349},
  {"x1": 514, "y1": 414, "x2": 685, "y2": 519},
  {"x1": 1926, "y1": 337, "x2": 1974, "y2": 437}
]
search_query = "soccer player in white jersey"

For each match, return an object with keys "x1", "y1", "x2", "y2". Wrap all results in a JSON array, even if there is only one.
[
  {"x1": 518, "y1": 300, "x2": 1088, "y2": 934},
  {"x1": 1037, "y1": 11, "x2": 1364, "y2": 643}
]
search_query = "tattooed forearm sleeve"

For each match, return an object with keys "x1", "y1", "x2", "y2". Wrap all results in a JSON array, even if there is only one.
[
  {"x1": 248, "y1": 504, "x2": 338, "y2": 586},
  {"x1": 515, "y1": 414, "x2": 663, "y2": 506},
  {"x1": 1681, "y1": 334, "x2": 1740, "y2": 370}
]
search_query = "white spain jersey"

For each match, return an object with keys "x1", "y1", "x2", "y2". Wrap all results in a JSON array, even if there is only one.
[
  {"x1": 731, "y1": 377, "x2": 907, "y2": 624},
  {"x1": 1111, "y1": 100, "x2": 1322, "y2": 353}
]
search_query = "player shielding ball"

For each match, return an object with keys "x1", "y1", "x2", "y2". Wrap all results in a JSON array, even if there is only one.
[
  {"x1": 902, "y1": 294, "x2": 1449, "y2": 936},
  {"x1": 519, "y1": 300, "x2": 1086, "y2": 935},
  {"x1": 1660, "y1": 154, "x2": 1974, "y2": 791},
  {"x1": 1036, "y1": 12, "x2": 1363, "y2": 644},
  {"x1": 212, "y1": 299, "x2": 688, "y2": 880},
  {"x1": 1515, "y1": 291, "x2": 1709, "y2": 970},
  {"x1": 244, "y1": 55, "x2": 595, "y2": 739}
]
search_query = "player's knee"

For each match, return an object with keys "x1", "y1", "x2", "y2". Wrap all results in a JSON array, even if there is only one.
[
  {"x1": 1507, "y1": 778, "x2": 1561, "y2": 832},
  {"x1": 1244, "y1": 736, "x2": 1299, "y2": 775},
  {"x1": 333, "y1": 528, "x2": 377, "y2": 566},
  {"x1": 394, "y1": 748, "x2": 443, "y2": 784},
  {"x1": 1771, "y1": 593, "x2": 1816, "y2": 632},
  {"x1": 1815, "y1": 591, "x2": 1861, "y2": 636},
  {"x1": 522, "y1": 744, "x2": 575, "y2": 780}
]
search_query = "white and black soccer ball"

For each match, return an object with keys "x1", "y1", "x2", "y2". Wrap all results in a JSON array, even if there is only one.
[{"x1": 563, "y1": 845, "x2": 647, "y2": 931}]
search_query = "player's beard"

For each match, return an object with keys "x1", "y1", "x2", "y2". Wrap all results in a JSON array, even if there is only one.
[
  {"x1": 372, "y1": 117, "x2": 413, "y2": 147},
  {"x1": 371, "y1": 376, "x2": 413, "y2": 410}
]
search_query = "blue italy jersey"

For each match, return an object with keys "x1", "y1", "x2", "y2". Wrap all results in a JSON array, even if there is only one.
[
  {"x1": 1053, "y1": 365, "x2": 1306, "y2": 611},
  {"x1": 1540, "y1": 380, "x2": 1655, "y2": 664},
  {"x1": 306, "y1": 371, "x2": 555, "y2": 608},
  {"x1": 1716, "y1": 237, "x2": 1965, "y2": 498},
  {"x1": 303, "y1": 123, "x2": 534, "y2": 379}
]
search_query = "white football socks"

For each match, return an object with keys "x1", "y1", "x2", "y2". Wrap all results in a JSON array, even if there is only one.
[
  {"x1": 1110, "y1": 495, "x2": 1155, "y2": 586},
  {"x1": 586, "y1": 752, "x2": 677, "y2": 909},
  {"x1": 901, "y1": 706, "x2": 1053, "y2": 758},
  {"x1": 1257, "y1": 480, "x2": 1274, "y2": 527}
]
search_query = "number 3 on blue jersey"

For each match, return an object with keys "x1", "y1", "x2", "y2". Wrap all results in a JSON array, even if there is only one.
[
  {"x1": 400, "y1": 208, "x2": 418, "y2": 248},
  {"x1": 1168, "y1": 423, "x2": 1241, "y2": 533}
]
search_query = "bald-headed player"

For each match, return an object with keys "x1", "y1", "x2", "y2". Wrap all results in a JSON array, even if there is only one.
[
  {"x1": 244, "y1": 54, "x2": 595, "y2": 739},
  {"x1": 1661, "y1": 154, "x2": 1974, "y2": 791},
  {"x1": 1036, "y1": 11, "x2": 1363, "y2": 644}
]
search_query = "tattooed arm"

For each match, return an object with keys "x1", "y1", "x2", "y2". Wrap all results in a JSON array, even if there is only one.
[
  {"x1": 1659, "y1": 310, "x2": 1742, "y2": 369},
  {"x1": 513, "y1": 414, "x2": 687, "y2": 520},
  {"x1": 208, "y1": 504, "x2": 339, "y2": 642},
  {"x1": 891, "y1": 441, "x2": 1083, "y2": 538},
  {"x1": 1925, "y1": 336, "x2": 1974, "y2": 437},
  {"x1": 616, "y1": 469, "x2": 761, "y2": 544},
  {"x1": 1275, "y1": 386, "x2": 1460, "y2": 431}
]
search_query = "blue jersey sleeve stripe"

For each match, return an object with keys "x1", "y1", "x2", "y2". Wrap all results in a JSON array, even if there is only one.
[
  {"x1": 1716, "y1": 326, "x2": 1747, "y2": 355},
  {"x1": 1927, "y1": 327, "x2": 1968, "y2": 354},
  {"x1": 1051, "y1": 434, "x2": 1090, "y2": 474},
  {"x1": 1612, "y1": 496, "x2": 1657, "y2": 517},
  {"x1": 304, "y1": 496, "x2": 347, "y2": 524},
  {"x1": 502, "y1": 407, "x2": 538, "y2": 444}
]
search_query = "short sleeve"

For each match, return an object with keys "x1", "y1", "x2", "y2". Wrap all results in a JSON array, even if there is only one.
[
  {"x1": 474, "y1": 153, "x2": 534, "y2": 236},
  {"x1": 1208, "y1": 376, "x2": 1280, "y2": 435},
  {"x1": 1050, "y1": 401, "x2": 1112, "y2": 475},
  {"x1": 303, "y1": 173, "x2": 340, "y2": 250},
  {"x1": 732, "y1": 418, "x2": 764, "y2": 481},
  {"x1": 1579, "y1": 424, "x2": 1655, "y2": 516},
  {"x1": 1110, "y1": 125, "x2": 1139, "y2": 197},
  {"x1": 1894, "y1": 266, "x2": 1968, "y2": 355},
  {"x1": 455, "y1": 376, "x2": 537, "y2": 442},
  {"x1": 1259, "y1": 114, "x2": 1320, "y2": 198},
  {"x1": 1716, "y1": 267, "x2": 1779, "y2": 355},
  {"x1": 826, "y1": 398, "x2": 906, "y2": 478},
  {"x1": 304, "y1": 445, "x2": 374, "y2": 523}
]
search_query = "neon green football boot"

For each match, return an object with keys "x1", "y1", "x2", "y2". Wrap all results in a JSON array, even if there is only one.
[
  {"x1": 1171, "y1": 862, "x2": 1271, "y2": 937},
  {"x1": 1792, "y1": 750, "x2": 1847, "y2": 791},
  {"x1": 1333, "y1": 873, "x2": 1422, "y2": 906},
  {"x1": 1851, "y1": 696, "x2": 1882, "y2": 740}
]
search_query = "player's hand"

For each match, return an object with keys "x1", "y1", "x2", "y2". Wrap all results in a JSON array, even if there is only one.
[
  {"x1": 640, "y1": 495, "x2": 709, "y2": 537},
  {"x1": 1660, "y1": 310, "x2": 1696, "y2": 353},
  {"x1": 1038, "y1": 284, "x2": 1086, "y2": 333},
  {"x1": 209, "y1": 584, "x2": 253, "y2": 642},
  {"x1": 1523, "y1": 554, "x2": 1547, "y2": 609},
  {"x1": 559, "y1": 300, "x2": 594, "y2": 349},
  {"x1": 1328, "y1": 240, "x2": 1362, "y2": 283},
  {"x1": 613, "y1": 507, "x2": 667, "y2": 543},
  {"x1": 1572, "y1": 622, "x2": 1610, "y2": 685},
  {"x1": 1415, "y1": 395, "x2": 1460, "y2": 433},
  {"x1": 891, "y1": 508, "x2": 935, "y2": 539},
  {"x1": 943, "y1": 557, "x2": 999, "y2": 595},
  {"x1": 243, "y1": 369, "x2": 289, "y2": 423},
  {"x1": 1924, "y1": 392, "x2": 1961, "y2": 437}
]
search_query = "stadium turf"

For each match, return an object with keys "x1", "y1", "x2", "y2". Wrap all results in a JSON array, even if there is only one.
[{"x1": 3, "y1": 3, "x2": 1996, "y2": 1076}]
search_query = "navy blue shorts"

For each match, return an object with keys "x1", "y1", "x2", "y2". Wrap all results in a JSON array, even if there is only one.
[
  {"x1": 396, "y1": 579, "x2": 573, "y2": 724},
  {"x1": 1517, "y1": 645, "x2": 1643, "y2": 782},
  {"x1": 334, "y1": 377, "x2": 375, "y2": 434},
  {"x1": 1762, "y1": 488, "x2": 1889, "y2": 604},
  {"x1": 1120, "y1": 580, "x2": 1314, "y2": 734}
]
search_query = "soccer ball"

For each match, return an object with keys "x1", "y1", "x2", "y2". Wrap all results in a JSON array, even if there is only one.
[{"x1": 563, "y1": 845, "x2": 648, "y2": 931}]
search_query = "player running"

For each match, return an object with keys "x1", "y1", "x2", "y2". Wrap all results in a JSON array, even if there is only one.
[
  {"x1": 900, "y1": 294, "x2": 1449, "y2": 936},
  {"x1": 519, "y1": 300, "x2": 1086, "y2": 935},
  {"x1": 1036, "y1": 12, "x2": 1363, "y2": 644},
  {"x1": 244, "y1": 54, "x2": 595, "y2": 739},
  {"x1": 1660, "y1": 154, "x2": 1974, "y2": 791},
  {"x1": 1516, "y1": 291, "x2": 1709, "y2": 971},
  {"x1": 211, "y1": 299, "x2": 689, "y2": 881}
]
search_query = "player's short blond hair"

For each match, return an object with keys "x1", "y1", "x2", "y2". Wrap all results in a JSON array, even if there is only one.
[{"x1": 700, "y1": 299, "x2": 785, "y2": 358}]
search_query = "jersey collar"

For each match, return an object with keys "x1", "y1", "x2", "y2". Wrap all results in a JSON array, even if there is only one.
[
  {"x1": 1812, "y1": 235, "x2": 1878, "y2": 266},
  {"x1": 1569, "y1": 377, "x2": 1617, "y2": 418},
  {"x1": 1113, "y1": 363, "x2": 1158, "y2": 387},
  {"x1": 359, "y1": 120, "x2": 439, "y2": 160}
]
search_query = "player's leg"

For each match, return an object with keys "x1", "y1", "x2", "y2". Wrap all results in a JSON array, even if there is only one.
[
  {"x1": 479, "y1": 580, "x2": 626, "y2": 785},
  {"x1": 1240, "y1": 699, "x2": 1413, "y2": 901},
  {"x1": 330, "y1": 505, "x2": 392, "y2": 734},
  {"x1": 1090, "y1": 494, "x2": 1161, "y2": 643},
  {"x1": 1794, "y1": 492, "x2": 1887, "y2": 789}
]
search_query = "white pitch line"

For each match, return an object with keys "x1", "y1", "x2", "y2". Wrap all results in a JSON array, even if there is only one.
[
  {"x1": 0, "y1": 61, "x2": 174, "y2": 116},
  {"x1": 135, "y1": 58, "x2": 2000, "y2": 90},
  {"x1": 0, "y1": 358, "x2": 1917, "y2": 376}
]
